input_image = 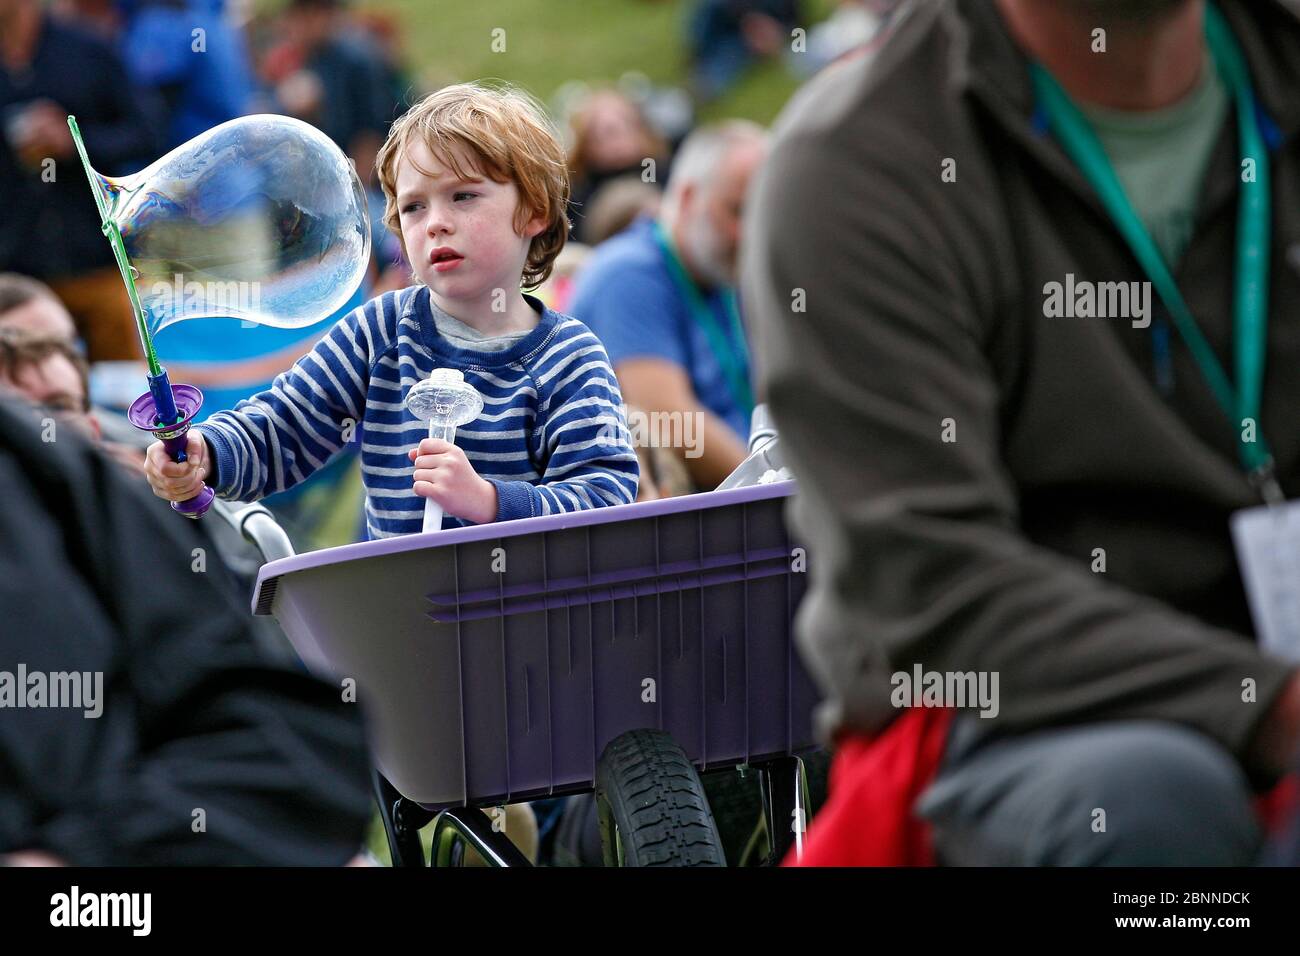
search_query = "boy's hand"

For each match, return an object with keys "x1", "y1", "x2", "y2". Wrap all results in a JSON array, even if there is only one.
[
  {"x1": 409, "y1": 437, "x2": 497, "y2": 524},
  {"x1": 144, "y1": 431, "x2": 211, "y2": 503}
]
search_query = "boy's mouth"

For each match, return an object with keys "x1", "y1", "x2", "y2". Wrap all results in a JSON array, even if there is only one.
[{"x1": 430, "y1": 247, "x2": 464, "y2": 272}]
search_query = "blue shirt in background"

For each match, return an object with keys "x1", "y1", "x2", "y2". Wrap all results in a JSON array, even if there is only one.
[
  {"x1": 119, "y1": 0, "x2": 254, "y2": 149},
  {"x1": 568, "y1": 217, "x2": 753, "y2": 443}
]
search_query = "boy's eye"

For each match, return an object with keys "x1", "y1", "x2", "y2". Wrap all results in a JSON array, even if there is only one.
[
  {"x1": 400, "y1": 203, "x2": 422, "y2": 215},
  {"x1": 453, "y1": 191, "x2": 477, "y2": 202}
]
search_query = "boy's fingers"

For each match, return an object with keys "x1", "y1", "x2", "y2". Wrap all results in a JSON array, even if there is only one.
[
  {"x1": 153, "y1": 439, "x2": 207, "y2": 478},
  {"x1": 144, "y1": 439, "x2": 200, "y2": 501},
  {"x1": 153, "y1": 481, "x2": 183, "y2": 501},
  {"x1": 418, "y1": 438, "x2": 454, "y2": 455},
  {"x1": 171, "y1": 476, "x2": 203, "y2": 498},
  {"x1": 416, "y1": 444, "x2": 461, "y2": 462}
]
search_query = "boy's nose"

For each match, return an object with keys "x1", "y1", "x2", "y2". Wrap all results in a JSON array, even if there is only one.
[{"x1": 426, "y1": 209, "x2": 454, "y2": 237}]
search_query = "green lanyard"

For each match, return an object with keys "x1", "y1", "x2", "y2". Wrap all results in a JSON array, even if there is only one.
[
  {"x1": 1031, "y1": 3, "x2": 1280, "y2": 502},
  {"x1": 652, "y1": 221, "x2": 756, "y2": 420}
]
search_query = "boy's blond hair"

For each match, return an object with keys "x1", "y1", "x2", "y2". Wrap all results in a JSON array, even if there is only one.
[{"x1": 376, "y1": 82, "x2": 570, "y2": 289}]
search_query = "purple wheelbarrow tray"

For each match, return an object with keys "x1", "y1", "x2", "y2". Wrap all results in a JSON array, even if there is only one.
[{"x1": 252, "y1": 479, "x2": 818, "y2": 810}]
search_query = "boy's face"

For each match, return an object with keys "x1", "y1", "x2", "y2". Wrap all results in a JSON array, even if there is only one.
[{"x1": 395, "y1": 138, "x2": 546, "y2": 312}]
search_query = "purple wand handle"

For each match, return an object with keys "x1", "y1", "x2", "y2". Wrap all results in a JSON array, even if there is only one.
[
  {"x1": 127, "y1": 370, "x2": 215, "y2": 519},
  {"x1": 160, "y1": 430, "x2": 191, "y2": 460}
]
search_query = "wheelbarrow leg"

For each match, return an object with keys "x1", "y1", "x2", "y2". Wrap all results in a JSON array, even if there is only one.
[
  {"x1": 373, "y1": 768, "x2": 433, "y2": 867},
  {"x1": 757, "y1": 755, "x2": 809, "y2": 865},
  {"x1": 430, "y1": 807, "x2": 532, "y2": 867}
]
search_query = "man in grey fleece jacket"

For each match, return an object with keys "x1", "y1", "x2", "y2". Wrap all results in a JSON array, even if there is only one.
[{"x1": 743, "y1": 0, "x2": 1300, "y2": 864}]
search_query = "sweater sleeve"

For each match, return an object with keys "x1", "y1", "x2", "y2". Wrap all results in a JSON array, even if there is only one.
[
  {"x1": 489, "y1": 330, "x2": 640, "y2": 520},
  {"x1": 741, "y1": 106, "x2": 1295, "y2": 773},
  {"x1": 198, "y1": 298, "x2": 380, "y2": 502}
]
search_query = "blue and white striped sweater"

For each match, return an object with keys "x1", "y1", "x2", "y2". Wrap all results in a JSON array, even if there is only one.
[{"x1": 199, "y1": 286, "x2": 640, "y2": 538}]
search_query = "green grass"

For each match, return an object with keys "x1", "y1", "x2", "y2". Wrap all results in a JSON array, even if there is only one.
[{"x1": 358, "y1": 0, "x2": 835, "y2": 125}]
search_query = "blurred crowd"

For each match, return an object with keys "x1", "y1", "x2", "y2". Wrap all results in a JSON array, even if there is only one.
[
  {"x1": 7, "y1": 0, "x2": 1300, "y2": 871},
  {"x1": 1, "y1": 0, "x2": 903, "y2": 867},
  {"x1": 0, "y1": 0, "x2": 900, "y2": 524}
]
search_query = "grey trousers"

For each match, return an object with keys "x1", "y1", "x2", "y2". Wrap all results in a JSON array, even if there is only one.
[{"x1": 916, "y1": 718, "x2": 1262, "y2": 866}]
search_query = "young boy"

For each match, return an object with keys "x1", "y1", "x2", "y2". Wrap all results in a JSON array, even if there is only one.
[{"x1": 145, "y1": 83, "x2": 639, "y2": 535}]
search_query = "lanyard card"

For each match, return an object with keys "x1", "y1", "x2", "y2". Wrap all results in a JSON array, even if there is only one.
[{"x1": 1231, "y1": 500, "x2": 1300, "y2": 661}]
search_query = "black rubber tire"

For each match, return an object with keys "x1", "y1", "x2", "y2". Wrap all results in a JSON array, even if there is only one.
[{"x1": 595, "y1": 730, "x2": 727, "y2": 867}]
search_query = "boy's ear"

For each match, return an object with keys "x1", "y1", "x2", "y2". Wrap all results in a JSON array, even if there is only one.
[
  {"x1": 522, "y1": 210, "x2": 549, "y2": 240},
  {"x1": 517, "y1": 199, "x2": 549, "y2": 240}
]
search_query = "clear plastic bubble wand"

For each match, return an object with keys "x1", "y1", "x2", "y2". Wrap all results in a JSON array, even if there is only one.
[
  {"x1": 405, "y1": 369, "x2": 484, "y2": 533},
  {"x1": 68, "y1": 114, "x2": 214, "y2": 517}
]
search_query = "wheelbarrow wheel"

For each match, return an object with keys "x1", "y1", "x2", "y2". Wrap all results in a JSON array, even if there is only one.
[{"x1": 595, "y1": 729, "x2": 726, "y2": 867}]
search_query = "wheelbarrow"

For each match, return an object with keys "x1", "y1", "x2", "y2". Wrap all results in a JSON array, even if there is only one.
[{"x1": 217, "y1": 406, "x2": 821, "y2": 866}]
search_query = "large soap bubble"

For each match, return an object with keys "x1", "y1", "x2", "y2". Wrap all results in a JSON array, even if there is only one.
[{"x1": 88, "y1": 114, "x2": 370, "y2": 337}]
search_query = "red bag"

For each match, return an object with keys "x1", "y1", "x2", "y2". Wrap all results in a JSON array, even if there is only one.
[
  {"x1": 787, "y1": 708, "x2": 953, "y2": 867},
  {"x1": 788, "y1": 709, "x2": 1298, "y2": 867}
]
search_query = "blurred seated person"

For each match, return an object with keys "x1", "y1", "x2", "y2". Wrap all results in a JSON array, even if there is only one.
[
  {"x1": 0, "y1": 272, "x2": 77, "y2": 339},
  {"x1": 0, "y1": 327, "x2": 149, "y2": 473},
  {"x1": 566, "y1": 88, "x2": 668, "y2": 244},
  {"x1": 0, "y1": 0, "x2": 159, "y2": 362},
  {"x1": 530, "y1": 242, "x2": 592, "y2": 316},
  {"x1": 0, "y1": 328, "x2": 97, "y2": 436},
  {"x1": 117, "y1": 0, "x2": 256, "y2": 149},
  {"x1": 583, "y1": 174, "x2": 662, "y2": 246},
  {"x1": 0, "y1": 274, "x2": 145, "y2": 470},
  {"x1": 271, "y1": 0, "x2": 397, "y2": 324},
  {"x1": 569, "y1": 121, "x2": 767, "y2": 492},
  {"x1": 629, "y1": 404, "x2": 694, "y2": 501},
  {"x1": 50, "y1": 1, "x2": 254, "y2": 149},
  {"x1": 0, "y1": 299, "x2": 309, "y2": 661},
  {"x1": 688, "y1": 0, "x2": 802, "y2": 101},
  {"x1": 274, "y1": 0, "x2": 397, "y2": 189},
  {"x1": 530, "y1": 249, "x2": 690, "y2": 503},
  {"x1": 349, "y1": 7, "x2": 413, "y2": 123},
  {"x1": 743, "y1": 0, "x2": 1300, "y2": 865},
  {"x1": 0, "y1": 392, "x2": 372, "y2": 864}
]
